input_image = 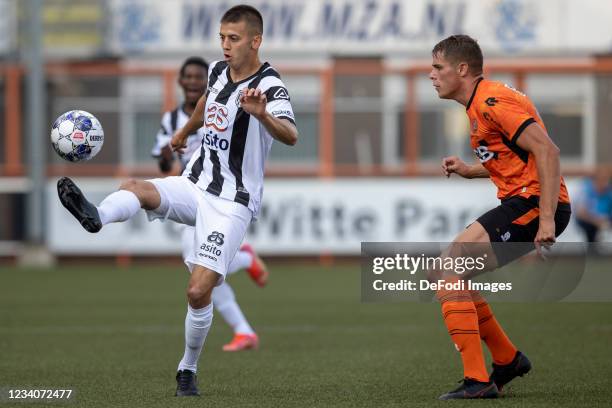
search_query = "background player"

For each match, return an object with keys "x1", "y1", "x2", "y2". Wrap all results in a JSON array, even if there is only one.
[
  {"x1": 151, "y1": 56, "x2": 268, "y2": 352},
  {"x1": 574, "y1": 166, "x2": 612, "y2": 244},
  {"x1": 57, "y1": 4, "x2": 298, "y2": 397},
  {"x1": 429, "y1": 35, "x2": 571, "y2": 400}
]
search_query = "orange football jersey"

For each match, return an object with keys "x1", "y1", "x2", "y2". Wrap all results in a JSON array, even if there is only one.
[{"x1": 466, "y1": 78, "x2": 570, "y2": 203}]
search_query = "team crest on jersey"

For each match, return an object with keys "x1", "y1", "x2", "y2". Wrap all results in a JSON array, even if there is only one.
[
  {"x1": 235, "y1": 89, "x2": 244, "y2": 108},
  {"x1": 205, "y1": 103, "x2": 230, "y2": 131}
]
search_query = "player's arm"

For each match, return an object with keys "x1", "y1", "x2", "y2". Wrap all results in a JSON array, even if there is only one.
[
  {"x1": 258, "y1": 113, "x2": 298, "y2": 146},
  {"x1": 442, "y1": 156, "x2": 490, "y2": 179},
  {"x1": 515, "y1": 122, "x2": 561, "y2": 246},
  {"x1": 171, "y1": 94, "x2": 206, "y2": 152},
  {"x1": 157, "y1": 145, "x2": 174, "y2": 174},
  {"x1": 240, "y1": 88, "x2": 298, "y2": 146}
]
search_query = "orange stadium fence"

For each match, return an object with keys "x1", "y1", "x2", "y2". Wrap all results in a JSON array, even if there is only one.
[{"x1": 3, "y1": 57, "x2": 612, "y2": 180}]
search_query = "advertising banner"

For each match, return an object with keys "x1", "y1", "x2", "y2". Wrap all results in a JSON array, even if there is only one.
[
  {"x1": 107, "y1": 0, "x2": 612, "y2": 56},
  {"x1": 47, "y1": 178, "x2": 587, "y2": 255}
]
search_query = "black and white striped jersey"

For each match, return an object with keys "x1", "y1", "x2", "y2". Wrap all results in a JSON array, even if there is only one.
[
  {"x1": 183, "y1": 60, "x2": 296, "y2": 216},
  {"x1": 151, "y1": 106, "x2": 204, "y2": 170}
]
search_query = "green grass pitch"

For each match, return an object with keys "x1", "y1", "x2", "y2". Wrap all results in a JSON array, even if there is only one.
[{"x1": 1, "y1": 263, "x2": 612, "y2": 407}]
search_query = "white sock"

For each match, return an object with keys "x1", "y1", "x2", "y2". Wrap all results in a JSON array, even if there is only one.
[
  {"x1": 177, "y1": 303, "x2": 213, "y2": 373},
  {"x1": 227, "y1": 250, "x2": 253, "y2": 276},
  {"x1": 97, "y1": 190, "x2": 141, "y2": 225},
  {"x1": 212, "y1": 282, "x2": 254, "y2": 335}
]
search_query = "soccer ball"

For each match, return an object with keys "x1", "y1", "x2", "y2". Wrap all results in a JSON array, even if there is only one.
[{"x1": 50, "y1": 110, "x2": 104, "y2": 162}]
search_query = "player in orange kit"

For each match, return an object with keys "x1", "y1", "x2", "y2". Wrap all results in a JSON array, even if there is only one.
[{"x1": 429, "y1": 35, "x2": 571, "y2": 400}]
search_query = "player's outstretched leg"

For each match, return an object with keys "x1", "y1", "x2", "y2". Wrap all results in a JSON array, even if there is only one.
[
  {"x1": 212, "y1": 282, "x2": 259, "y2": 352},
  {"x1": 57, "y1": 177, "x2": 159, "y2": 233},
  {"x1": 57, "y1": 177, "x2": 102, "y2": 233},
  {"x1": 176, "y1": 266, "x2": 218, "y2": 397},
  {"x1": 239, "y1": 244, "x2": 269, "y2": 287}
]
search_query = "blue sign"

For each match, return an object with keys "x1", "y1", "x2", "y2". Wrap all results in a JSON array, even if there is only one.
[
  {"x1": 493, "y1": 0, "x2": 537, "y2": 52},
  {"x1": 117, "y1": 3, "x2": 161, "y2": 51}
]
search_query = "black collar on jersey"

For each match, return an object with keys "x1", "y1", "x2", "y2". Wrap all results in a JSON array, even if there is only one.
[
  {"x1": 226, "y1": 62, "x2": 270, "y2": 85},
  {"x1": 465, "y1": 77, "x2": 484, "y2": 111}
]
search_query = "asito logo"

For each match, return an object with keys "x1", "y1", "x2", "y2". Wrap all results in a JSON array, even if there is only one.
[
  {"x1": 199, "y1": 231, "x2": 225, "y2": 258},
  {"x1": 199, "y1": 242, "x2": 222, "y2": 257},
  {"x1": 207, "y1": 231, "x2": 225, "y2": 246},
  {"x1": 474, "y1": 141, "x2": 498, "y2": 163},
  {"x1": 204, "y1": 129, "x2": 229, "y2": 151},
  {"x1": 205, "y1": 103, "x2": 230, "y2": 132}
]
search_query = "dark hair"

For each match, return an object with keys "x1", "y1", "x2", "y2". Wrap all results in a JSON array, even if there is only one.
[
  {"x1": 221, "y1": 4, "x2": 263, "y2": 35},
  {"x1": 432, "y1": 35, "x2": 483, "y2": 76},
  {"x1": 179, "y1": 56, "x2": 209, "y2": 77}
]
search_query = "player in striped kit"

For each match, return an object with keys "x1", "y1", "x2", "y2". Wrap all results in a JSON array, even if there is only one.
[
  {"x1": 57, "y1": 5, "x2": 298, "y2": 397},
  {"x1": 151, "y1": 56, "x2": 268, "y2": 353}
]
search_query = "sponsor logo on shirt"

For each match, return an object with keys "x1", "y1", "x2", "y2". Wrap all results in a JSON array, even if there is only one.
[
  {"x1": 474, "y1": 144, "x2": 498, "y2": 163},
  {"x1": 205, "y1": 103, "x2": 230, "y2": 132},
  {"x1": 207, "y1": 231, "x2": 225, "y2": 246},
  {"x1": 272, "y1": 110, "x2": 294, "y2": 118}
]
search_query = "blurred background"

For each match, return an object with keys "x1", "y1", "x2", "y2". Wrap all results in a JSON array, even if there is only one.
[{"x1": 1, "y1": 0, "x2": 612, "y2": 265}]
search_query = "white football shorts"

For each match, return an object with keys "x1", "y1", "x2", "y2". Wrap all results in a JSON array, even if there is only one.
[
  {"x1": 145, "y1": 176, "x2": 252, "y2": 284},
  {"x1": 180, "y1": 224, "x2": 194, "y2": 264}
]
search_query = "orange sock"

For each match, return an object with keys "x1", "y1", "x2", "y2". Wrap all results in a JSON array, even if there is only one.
[
  {"x1": 471, "y1": 291, "x2": 517, "y2": 365},
  {"x1": 438, "y1": 288, "x2": 489, "y2": 383}
]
